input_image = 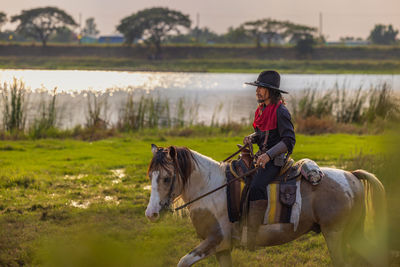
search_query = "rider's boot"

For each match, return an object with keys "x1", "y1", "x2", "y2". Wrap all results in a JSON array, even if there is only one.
[{"x1": 247, "y1": 199, "x2": 268, "y2": 251}]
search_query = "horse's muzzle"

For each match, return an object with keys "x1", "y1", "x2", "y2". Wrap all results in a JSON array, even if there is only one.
[
  {"x1": 145, "y1": 204, "x2": 161, "y2": 222},
  {"x1": 145, "y1": 211, "x2": 160, "y2": 222}
]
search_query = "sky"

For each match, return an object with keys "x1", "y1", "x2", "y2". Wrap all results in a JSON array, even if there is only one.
[{"x1": 2, "y1": 0, "x2": 400, "y2": 41}]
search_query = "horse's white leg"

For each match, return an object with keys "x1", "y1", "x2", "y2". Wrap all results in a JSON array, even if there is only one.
[
  {"x1": 177, "y1": 238, "x2": 218, "y2": 267},
  {"x1": 178, "y1": 207, "x2": 228, "y2": 267},
  {"x1": 216, "y1": 250, "x2": 232, "y2": 267}
]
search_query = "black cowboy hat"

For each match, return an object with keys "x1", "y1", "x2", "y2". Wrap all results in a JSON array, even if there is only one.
[{"x1": 245, "y1": 70, "x2": 289, "y2": 94}]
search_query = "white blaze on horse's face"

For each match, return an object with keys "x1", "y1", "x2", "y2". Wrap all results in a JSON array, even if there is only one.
[
  {"x1": 145, "y1": 168, "x2": 176, "y2": 222},
  {"x1": 145, "y1": 171, "x2": 161, "y2": 221}
]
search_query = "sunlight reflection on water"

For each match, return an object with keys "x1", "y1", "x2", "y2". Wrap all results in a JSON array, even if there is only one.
[
  {"x1": 0, "y1": 69, "x2": 398, "y2": 127},
  {"x1": 1, "y1": 69, "x2": 398, "y2": 93}
]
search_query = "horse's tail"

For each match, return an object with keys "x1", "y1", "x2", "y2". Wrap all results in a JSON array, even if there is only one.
[
  {"x1": 352, "y1": 169, "x2": 387, "y2": 265},
  {"x1": 352, "y1": 169, "x2": 386, "y2": 227}
]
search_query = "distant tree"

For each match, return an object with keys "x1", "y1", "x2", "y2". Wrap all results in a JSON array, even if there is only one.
[
  {"x1": 117, "y1": 7, "x2": 191, "y2": 58},
  {"x1": 284, "y1": 22, "x2": 317, "y2": 44},
  {"x1": 339, "y1": 36, "x2": 364, "y2": 42},
  {"x1": 368, "y1": 24, "x2": 398, "y2": 45},
  {"x1": 242, "y1": 19, "x2": 266, "y2": 48},
  {"x1": 82, "y1": 17, "x2": 99, "y2": 37},
  {"x1": 340, "y1": 36, "x2": 355, "y2": 42},
  {"x1": 0, "y1": 12, "x2": 6, "y2": 31},
  {"x1": 166, "y1": 27, "x2": 228, "y2": 44},
  {"x1": 224, "y1": 26, "x2": 251, "y2": 44},
  {"x1": 241, "y1": 18, "x2": 296, "y2": 47},
  {"x1": 191, "y1": 27, "x2": 220, "y2": 43},
  {"x1": 0, "y1": 30, "x2": 30, "y2": 42},
  {"x1": 165, "y1": 33, "x2": 193, "y2": 44},
  {"x1": 295, "y1": 34, "x2": 315, "y2": 56},
  {"x1": 11, "y1": 7, "x2": 77, "y2": 47},
  {"x1": 50, "y1": 26, "x2": 76, "y2": 42},
  {"x1": 264, "y1": 19, "x2": 286, "y2": 46}
]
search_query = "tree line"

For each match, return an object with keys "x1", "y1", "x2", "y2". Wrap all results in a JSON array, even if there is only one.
[{"x1": 0, "y1": 7, "x2": 399, "y2": 56}]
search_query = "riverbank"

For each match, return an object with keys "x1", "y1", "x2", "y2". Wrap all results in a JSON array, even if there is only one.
[
  {"x1": 1, "y1": 44, "x2": 400, "y2": 74},
  {"x1": 1, "y1": 56, "x2": 400, "y2": 74}
]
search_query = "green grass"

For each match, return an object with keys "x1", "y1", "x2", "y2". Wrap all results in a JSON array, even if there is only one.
[
  {"x1": 1, "y1": 57, "x2": 400, "y2": 74},
  {"x1": 0, "y1": 133, "x2": 394, "y2": 266}
]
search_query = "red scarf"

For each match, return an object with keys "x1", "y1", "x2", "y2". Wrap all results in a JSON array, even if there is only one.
[{"x1": 252, "y1": 101, "x2": 282, "y2": 131}]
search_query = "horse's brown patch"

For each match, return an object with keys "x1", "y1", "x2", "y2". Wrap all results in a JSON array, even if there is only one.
[{"x1": 189, "y1": 208, "x2": 223, "y2": 257}]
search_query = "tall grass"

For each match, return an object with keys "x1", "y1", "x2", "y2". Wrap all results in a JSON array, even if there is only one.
[
  {"x1": 0, "y1": 78, "x2": 27, "y2": 132},
  {"x1": 364, "y1": 83, "x2": 400, "y2": 123},
  {"x1": 293, "y1": 82, "x2": 399, "y2": 124},
  {"x1": 85, "y1": 92, "x2": 109, "y2": 129},
  {"x1": 117, "y1": 94, "x2": 201, "y2": 131},
  {"x1": 117, "y1": 93, "x2": 171, "y2": 131},
  {"x1": 29, "y1": 88, "x2": 58, "y2": 138}
]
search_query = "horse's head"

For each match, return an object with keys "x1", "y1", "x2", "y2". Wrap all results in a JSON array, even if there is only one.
[{"x1": 145, "y1": 144, "x2": 195, "y2": 222}]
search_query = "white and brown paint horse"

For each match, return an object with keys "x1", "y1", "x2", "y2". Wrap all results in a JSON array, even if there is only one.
[{"x1": 145, "y1": 144, "x2": 387, "y2": 267}]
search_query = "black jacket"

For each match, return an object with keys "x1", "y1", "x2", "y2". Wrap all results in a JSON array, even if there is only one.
[{"x1": 251, "y1": 104, "x2": 296, "y2": 154}]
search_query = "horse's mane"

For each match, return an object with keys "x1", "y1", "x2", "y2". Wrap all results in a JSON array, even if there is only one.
[{"x1": 147, "y1": 146, "x2": 197, "y2": 187}]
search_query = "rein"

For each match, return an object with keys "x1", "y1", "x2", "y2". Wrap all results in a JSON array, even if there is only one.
[
  {"x1": 174, "y1": 165, "x2": 259, "y2": 211},
  {"x1": 222, "y1": 143, "x2": 250, "y2": 162}
]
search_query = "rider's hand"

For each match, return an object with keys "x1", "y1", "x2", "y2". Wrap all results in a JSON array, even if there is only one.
[
  {"x1": 243, "y1": 136, "x2": 252, "y2": 145},
  {"x1": 256, "y1": 153, "x2": 270, "y2": 168}
]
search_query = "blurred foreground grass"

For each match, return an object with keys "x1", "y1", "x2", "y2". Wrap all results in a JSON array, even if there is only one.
[{"x1": 0, "y1": 133, "x2": 398, "y2": 266}]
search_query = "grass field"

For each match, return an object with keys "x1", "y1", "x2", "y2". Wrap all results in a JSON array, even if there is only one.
[
  {"x1": 0, "y1": 133, "x2": 398, "y2": 266},
  {"x1": 1, "y1": 57, "x2": 400, "y2": 74}
]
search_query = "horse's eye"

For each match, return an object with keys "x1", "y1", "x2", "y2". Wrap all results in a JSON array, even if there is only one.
[{"x1": 163, "y1": 177, "x2": 171, "y2": 184}]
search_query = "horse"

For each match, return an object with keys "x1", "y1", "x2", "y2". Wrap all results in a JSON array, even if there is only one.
[{"x1": 145, "y1": 144, "x2": 386, "y2": 267}]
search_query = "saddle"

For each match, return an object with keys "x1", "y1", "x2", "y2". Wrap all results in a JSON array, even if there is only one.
[{"x1": 226, "y1": 145, "x2": 324, "y2": 224}]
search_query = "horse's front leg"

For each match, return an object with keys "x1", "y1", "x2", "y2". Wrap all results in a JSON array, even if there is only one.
[
  {"x1": 177, "y1": 236, "x2": 221, "y2": 267},
  {"x1": 178, "y1": 208, "x2": 230, "y2": 267}
]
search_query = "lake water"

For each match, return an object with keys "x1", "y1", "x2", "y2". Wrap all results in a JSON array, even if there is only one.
[{"x1": 0, "y1": 69, "x2": 399, "y2": 127}]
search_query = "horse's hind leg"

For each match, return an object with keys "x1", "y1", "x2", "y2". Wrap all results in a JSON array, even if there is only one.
[
  {"x1": 322, "y1": 228, "x2": 348, "y2": 267},
  {"x1": 216, "y1": 250, "x2": 232, "y2": 267}
]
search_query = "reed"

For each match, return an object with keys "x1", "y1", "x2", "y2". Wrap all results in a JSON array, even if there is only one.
[
  {"x1": 292, "y1": 82, "x2": 399, "y2": 126},
  {"x1": 0, "y1": 78, "x2": 27, "y2": 133},
  {"x1": 363, "y1": 83, "x2": 400, "y2": 123},
  {"x1": 29, "y1": 88, "x2": 58, "y2": 139},
  {"x1": 85, "y1": 92, "x2": 109, "y2": 129},
  {"x1": 117, "y1": 93, "x2": 172, "y2": 131},
  {"x1": 175, "y1": 97, "x2": 185, "y2": 127}
]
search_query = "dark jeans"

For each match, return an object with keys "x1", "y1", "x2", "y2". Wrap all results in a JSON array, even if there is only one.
[{"x1": 249, "y1": 161, "x2": 281, "y2": 201}]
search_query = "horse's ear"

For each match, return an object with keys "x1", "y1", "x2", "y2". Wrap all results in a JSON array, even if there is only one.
[
  {"x1": 168, "y1": 146, "x2": 176, "y2": 159},
  {"x1": 151, "y1": 144, "x2": 158, "y2": 155}
]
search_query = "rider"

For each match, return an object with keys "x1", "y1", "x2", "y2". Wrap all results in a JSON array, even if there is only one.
[{"x1": 243, "y1": 70, "x2": 296, "y2": 250}]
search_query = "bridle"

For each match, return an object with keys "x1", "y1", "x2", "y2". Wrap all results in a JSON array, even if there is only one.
[
  {"x1": 159, "y1": 172, "x2": 177, "y2": 211},
  {"x1": 158, "y1": 151, "x2": 184, "y2": 211}
]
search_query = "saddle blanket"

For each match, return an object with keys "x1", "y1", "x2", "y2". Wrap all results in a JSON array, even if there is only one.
[{"x1": 263, "y1": 179, "x2": 302, "y2": 231}]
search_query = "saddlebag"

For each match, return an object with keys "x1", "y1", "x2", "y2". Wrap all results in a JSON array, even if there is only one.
[{"x1": 279, "y1": 183, "x2": 297, "y2": 206}]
